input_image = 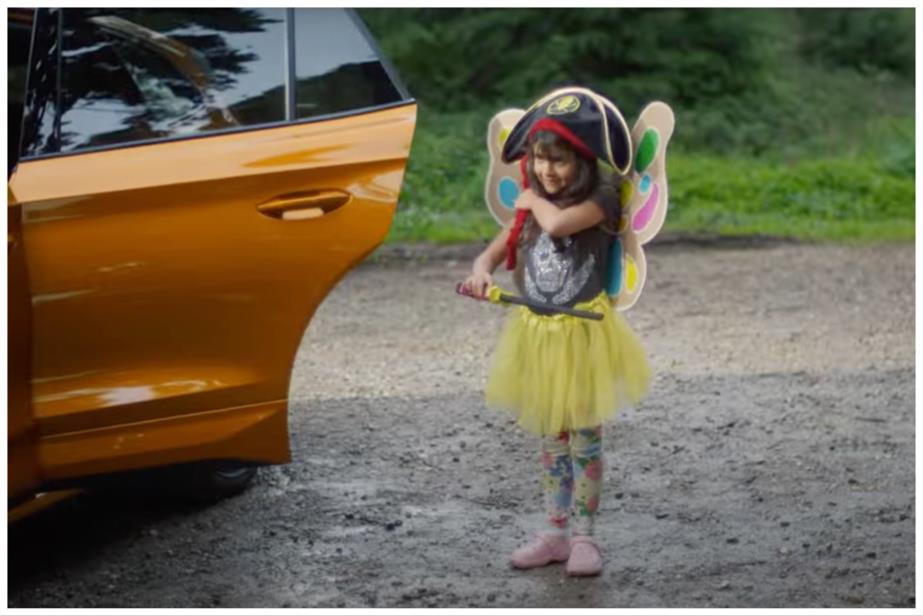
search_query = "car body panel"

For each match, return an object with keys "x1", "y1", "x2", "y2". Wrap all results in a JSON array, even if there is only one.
[
  {"x1": 8, "y1": 189, "x2": 42, "y2": 504},
  {"x1": 9, "y1": 102, "x2": 416, "y2": 484}
]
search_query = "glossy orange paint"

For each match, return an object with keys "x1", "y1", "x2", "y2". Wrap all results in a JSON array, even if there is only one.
[
  {"x1": 8, "y1": 103, "x2": 417, "y2": 487},
  {"x1": 8, "y1": 189, "x2": 41, "y2": 502}
]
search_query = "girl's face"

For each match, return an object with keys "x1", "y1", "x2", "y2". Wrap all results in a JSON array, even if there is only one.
[{"x1": 531, "y1": 143, "x2": 578, "y2": 196}]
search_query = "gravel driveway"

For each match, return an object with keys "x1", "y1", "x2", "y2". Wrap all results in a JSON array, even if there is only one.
[{"x1": 8, "y1": 240, "x2": 915, "y2": 609}]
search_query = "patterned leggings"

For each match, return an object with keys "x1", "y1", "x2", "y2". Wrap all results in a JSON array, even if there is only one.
[{"x1": 541, "y1": 426, "x2": 603, "y2": 536}]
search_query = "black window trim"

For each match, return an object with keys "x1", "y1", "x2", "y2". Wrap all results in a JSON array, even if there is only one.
[
  {"x1": 17, "y1": 7, "x2": 415, "y2": 164},
  {"x1": 283, "y1": 7, "x2": 296, "y2": 121}
]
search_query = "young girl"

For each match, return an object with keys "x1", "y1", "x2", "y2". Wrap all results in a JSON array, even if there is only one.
[{"x1": 463, "y1": 90, "x2": 651, "y2": 576}]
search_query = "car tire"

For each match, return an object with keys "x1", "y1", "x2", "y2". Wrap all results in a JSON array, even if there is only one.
[{"x1": 170, "y1": 462, "x2": 258, "y2": 503}]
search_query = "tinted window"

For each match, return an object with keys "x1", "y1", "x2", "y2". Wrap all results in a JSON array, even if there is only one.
[
  {"x1": 54, "y1": 8, "x2": 286, "y2": 154},
  {"x1": 9, "y1": 9, "x2": 34, "y2": 172},
  {"x1": 293, "y1": 9, "x2": 403, "y2": 120}
]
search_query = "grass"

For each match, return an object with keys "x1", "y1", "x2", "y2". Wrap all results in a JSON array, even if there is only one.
[{"x1": 385, "y1": 106, "x2": 914, "y2": 245}]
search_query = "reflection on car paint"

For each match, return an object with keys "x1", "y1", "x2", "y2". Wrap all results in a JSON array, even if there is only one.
[
  {"x1": 31, "y1": 289, "x2": 94, "y2": 305},
  {"x1": 35, "y1": 379, "x2": 219, "y2": 407},
  {"x1": 97, "y1": 261, "x2": 147, "y2": 274}
]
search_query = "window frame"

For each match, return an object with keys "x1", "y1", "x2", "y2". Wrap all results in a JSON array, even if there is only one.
[
  {"x1": 16, "y1": 7, "x2": 415, "y2": 164},
  {"x1": 8, "y1": 9, "x2": 39, "y2": 173}
]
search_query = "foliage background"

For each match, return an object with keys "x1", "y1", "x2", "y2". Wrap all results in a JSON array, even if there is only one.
[{"x1": 359, "y1": 8, "x2": 914, "y2": 243}]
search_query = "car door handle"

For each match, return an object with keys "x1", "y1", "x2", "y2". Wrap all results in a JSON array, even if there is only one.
[{"x1": 256, "y1": 190, "x2": 351, "y2": 220}]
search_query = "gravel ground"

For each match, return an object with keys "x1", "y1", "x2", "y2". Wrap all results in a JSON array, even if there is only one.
[{"x1": 7, "y1": 240, "x2": 915, "y2": 609}]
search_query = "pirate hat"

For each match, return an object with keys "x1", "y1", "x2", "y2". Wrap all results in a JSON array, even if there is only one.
[{"x1": 501, "y1": 87, "x2": 633, "y2": 175}]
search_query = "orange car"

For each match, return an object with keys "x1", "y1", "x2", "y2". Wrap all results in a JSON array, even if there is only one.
[{"x1": 8, "y1": 8, "x2": 416, "y2": 518}]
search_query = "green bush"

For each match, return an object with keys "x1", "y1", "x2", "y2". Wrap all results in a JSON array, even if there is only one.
[
  {"x1": 666, "y1": 154, "x2": 915, "y2": 241},
  {"x1": 363, "y1": 8, "x2": 913, "y2": 158},
  {"x1": 796, "y1": 8, "x2": 914, "y2": 76},
  {"x1": 361, "y1": 9, "x2": 914, "y2": 244},
  {"x1": 363, "y1": 8, "x2": 778, "y2": 113}
]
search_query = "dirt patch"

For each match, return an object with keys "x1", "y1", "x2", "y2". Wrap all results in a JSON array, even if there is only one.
[{"x1": 8, "y1": 242, "x2": 914, "y2": 608}]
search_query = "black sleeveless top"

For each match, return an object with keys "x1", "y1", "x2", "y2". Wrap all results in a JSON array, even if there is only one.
[{"x1": 515, "y1": 180, "x2": 620, "y2": 312}]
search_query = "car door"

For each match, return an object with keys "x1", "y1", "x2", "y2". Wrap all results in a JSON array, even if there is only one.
[
  {"x1": 9, "y1": 8, "x2": 416, "y2": 484},
  {"x1": 8, "y1": 9, "x2": 42, "y2": 505}
]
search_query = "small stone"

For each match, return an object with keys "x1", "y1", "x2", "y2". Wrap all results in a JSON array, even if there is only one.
[
  {"x1": 614, "y1": 492, "x2": 624, "y2": 500},
  {"x1": 866, "y1": 552, "x2": 877, "y2": 559},
  {"x1": 486, "y1": 593, "x2": 497, "y2": 602},
  {"x1": 655, "y1": 512, "x2": 669, "y2": 519},
  {"x1": 845, "y1": 596, "x2": 865, "y2": 605},
  {"x1": 780, "y1": 547, "x2": 791, "y2": 555},
  {"x1": 718, "y1": 580, "x2": 731, "y2": 590},
  {"x1": 726, "y1": 537, "x2": 739, "y2": 544},
  {"x1": 780, "y1": 521, "x2": 790, "y2": 527}
]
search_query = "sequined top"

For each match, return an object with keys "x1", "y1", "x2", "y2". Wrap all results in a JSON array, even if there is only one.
[{"x1": 515, "y1": 180, "x2": 620, "y2": 313}]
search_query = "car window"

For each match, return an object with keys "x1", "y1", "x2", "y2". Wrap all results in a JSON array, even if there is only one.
[
  {"x1": 8, "y1": 9, "x2": 33, "y2": 173},
  {"x1": 293, "y1": 9, "x2": 404, "y2": 120},
  {"x1": 33, "y1": 8, "x2": 288, "y2": 155},
  {"x1": 19, "y1": 8, "x2": 412, "y2": 159}
]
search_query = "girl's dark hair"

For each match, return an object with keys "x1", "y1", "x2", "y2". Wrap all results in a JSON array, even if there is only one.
[{"x1": 525, "y1": 131, "x2": 599, "y2": 207}]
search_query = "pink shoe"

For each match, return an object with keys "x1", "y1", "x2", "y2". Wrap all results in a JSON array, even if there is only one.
[
  {"x1": 509, "y1": 533, "x2": 571, "y2": 569},
  {"x1": 566, "y1": 535, "x2": 603, "y2": 576}
]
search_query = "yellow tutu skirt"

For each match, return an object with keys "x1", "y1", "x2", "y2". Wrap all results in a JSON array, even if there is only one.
[{"x1": 485, "y1": 292, "x2": 651, "y2": 435}]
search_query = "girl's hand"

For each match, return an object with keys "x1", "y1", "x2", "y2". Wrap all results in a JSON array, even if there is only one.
[
  {"x1": 462, "y1": 271, "x2": 493, "y2": 300},
  {"x1": 514, "y1": 189, "x2": 535, "y2": 210}
]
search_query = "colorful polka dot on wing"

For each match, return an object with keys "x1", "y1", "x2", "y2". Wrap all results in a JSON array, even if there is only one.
[
  {"x1": 499, "y1": 177, "x2": 520, "y2": 208},
  {"x1": 639, "y1": 174, "x2": 652, "y2": 194},
  {"x1": 498, "y1": 128, "x2": 511, "y2": 148},
  {"x1": 606, "y1": 237, "x2": 622, "y2": 296},
  {"x1": 635, "y1": 128, "x2": 659, "y2": 173},
  {"x1": 620, "y1": 182, "x2": 633, "y2": 208},
  {"x1": 632, "y1": 183, "x2": 659, "y2": 232},
  {"x1": 625, "y1": 255, "x2": 639, "y2": 292}
]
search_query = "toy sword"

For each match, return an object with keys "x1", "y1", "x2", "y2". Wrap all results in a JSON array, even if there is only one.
[{"x1": 455, "y1": 283, "x2": 604, "y2": 321}]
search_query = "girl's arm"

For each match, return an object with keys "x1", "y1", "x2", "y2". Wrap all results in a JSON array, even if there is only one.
[
  {"x1": 463, "y1": 220, "x2": 512, "y2": 299},
  {"x1": 515, "y1": 189, "x2": 606, "y2": 238}
]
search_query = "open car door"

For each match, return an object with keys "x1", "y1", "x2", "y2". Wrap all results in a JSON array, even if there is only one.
[{"x1": 9, "y1": 8, "x2": 415, "y2": 487}]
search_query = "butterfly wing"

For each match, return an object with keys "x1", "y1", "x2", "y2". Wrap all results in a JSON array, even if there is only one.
[
  {"x1": 485, "y1": 108, "x2": 527, "y2": 226},
  {"x1": 610, "y1": 101, "x2": 675, "y2": 311}
]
